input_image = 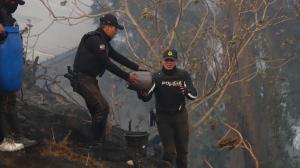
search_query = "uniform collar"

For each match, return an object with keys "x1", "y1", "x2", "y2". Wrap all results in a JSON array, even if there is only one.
[{"x1": 162, "y1": 67, "x2": 177, "y2": 75}]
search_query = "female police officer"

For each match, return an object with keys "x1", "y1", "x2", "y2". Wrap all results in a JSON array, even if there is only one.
[{"x1": 138, "y1": 49, "x2": 197, "y2": 168}]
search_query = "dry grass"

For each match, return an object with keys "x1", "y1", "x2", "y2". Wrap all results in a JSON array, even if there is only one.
[{"x1": 41, "y1": 129, "x2": 109, "y2": 168}]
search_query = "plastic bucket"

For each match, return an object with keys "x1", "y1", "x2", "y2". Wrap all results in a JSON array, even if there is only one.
[
  {"x1": 0, "y1": 26, "x2": 23, "y2": 92},
  {"x1": 129, "y1": 71, "x2": 153, "y2": 91}
]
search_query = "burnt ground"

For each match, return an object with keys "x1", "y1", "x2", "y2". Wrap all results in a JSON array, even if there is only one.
[{"x1": 0, "y1": 86, "x2": 171, "y2": 168}]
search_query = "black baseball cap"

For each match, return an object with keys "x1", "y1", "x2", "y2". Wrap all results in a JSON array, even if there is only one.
[
  {"x1": 16, "y1": 0, "x2": 25, "y2": 5},
  {"x1": 100, "y1": 13, "x2": 124, "y2": 30},
  {"x1": 163, "y1": 49, "x2": 178, "y2": 61}
]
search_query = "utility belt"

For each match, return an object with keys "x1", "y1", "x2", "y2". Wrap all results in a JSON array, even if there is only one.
[
  {"x1": 156, "y1": 106, "x2": 186, "y2": 115},
  {"x1": 149, "y1": 108, "x2": 186, "y2": 127},
  {"x1": 64, "y1": 66, "x2": 100, "y2": 92},
  {"x1": 155, "y1": 108, "x2": 188, "y2": 124}
]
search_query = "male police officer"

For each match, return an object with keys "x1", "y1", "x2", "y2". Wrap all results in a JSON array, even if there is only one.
[
  {"x1": 138, "y1": 49, "x2": 197, "y2": 168},
  {"x1": 71, "y1": 13, "x2": 145, "y2": 144},
  {"x1": 0, "y1": 0, "x2": 35, "y2": 152}
]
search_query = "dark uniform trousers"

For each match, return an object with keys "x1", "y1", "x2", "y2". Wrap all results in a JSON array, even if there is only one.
[
  {"x1": 77, "y1": 73, "x2": 109, "y2": 141},
  {"x1": 0, "y1": 92, "x2": 20, "y2": 142},
  {"x1": 156, "y1": 110, "x2": 189, "y2": 168}
]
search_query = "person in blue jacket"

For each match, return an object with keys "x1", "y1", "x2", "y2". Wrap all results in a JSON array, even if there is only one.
[
  {"x1": 138, "y1": 49, "x2": 197, "y2": 168},
  {"x1": 0, "y1": 0, "x2": 35, "y2": 152}
]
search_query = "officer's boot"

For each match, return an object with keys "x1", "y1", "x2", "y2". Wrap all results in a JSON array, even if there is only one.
[
  {"x1": 93, "y1": 113, "x2": 108, "y2": 144},
  {"x1": 176, "y1": 155, "x2": 187, "y2": 168}
]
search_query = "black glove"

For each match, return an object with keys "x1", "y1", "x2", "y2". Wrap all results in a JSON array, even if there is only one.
[{"x1": 179, "y1": 85, "x2": 188, "y2": 96}]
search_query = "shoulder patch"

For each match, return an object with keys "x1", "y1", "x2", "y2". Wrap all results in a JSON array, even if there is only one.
[{"x1": 99, "y1": 44, "x2": 106, "y2": 50}]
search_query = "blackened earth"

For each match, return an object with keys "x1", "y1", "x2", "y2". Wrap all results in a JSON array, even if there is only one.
[{"x1": 0, "y1": 87, "x2": 171, "y2": 168}]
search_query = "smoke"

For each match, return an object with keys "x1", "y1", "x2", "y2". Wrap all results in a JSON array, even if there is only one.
[{"x1": 292, "y1": 125, "x2": 300, "y2": 150}]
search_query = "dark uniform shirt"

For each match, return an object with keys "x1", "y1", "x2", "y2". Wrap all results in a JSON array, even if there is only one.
[
  {"x1": 73, "y1": 28, "x2": 139, "y2": 81},
  {"x1": 140, "y1": 67, "x2": 197, "y2": 114},
  {"x1": 0, "y1": 0, "x2": 18, "y2": 26}
]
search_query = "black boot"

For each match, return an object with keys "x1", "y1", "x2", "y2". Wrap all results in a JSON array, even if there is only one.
[{"x1": 93, "y1": 112, "x2": 108, "y2": 143}]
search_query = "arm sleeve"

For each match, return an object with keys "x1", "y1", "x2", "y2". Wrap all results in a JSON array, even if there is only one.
[
  {"x1": 106, "y1": 62, "x2": 129, "y2": 81},
  {"x1": 109, "y1": 46, "x2": 139, "y2": 71},
  {"x1": 86, "y1": 36, "x2": 130, "y2": 81},
  {"x1": 184, "y1": 72, "x2": 197, "y2": 100}
]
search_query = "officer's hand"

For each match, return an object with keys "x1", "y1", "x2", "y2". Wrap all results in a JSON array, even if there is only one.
[
  {"x1": 179, "y1": 86, "x2": 187, "y2": 96},
  {"x1": 137, "y1": 91, "x2": 149, "y2": 101},
  {"x1": 0, "y1": 24, "x2": 4, "y2": 35},
  {"x1": 138, "y1": 66, "x2": 148, "y2": 71},
  {"x1": 138, "y1": 91, "x2": 148, "y2": 96},
  {"x1": 129, "y1": 72, "x2": 138, "y2": 85}
]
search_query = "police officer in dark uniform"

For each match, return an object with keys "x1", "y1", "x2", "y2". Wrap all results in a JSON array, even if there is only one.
[
  {"x1": 138, "y1": 49, "x2": 197, "y2": 168},
  {"x1": 0, "y1": 0, "x2": 36, "y2": 152},
  {"x1": 71, "y1": 13, "x2": 145, "y2": 143}
]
